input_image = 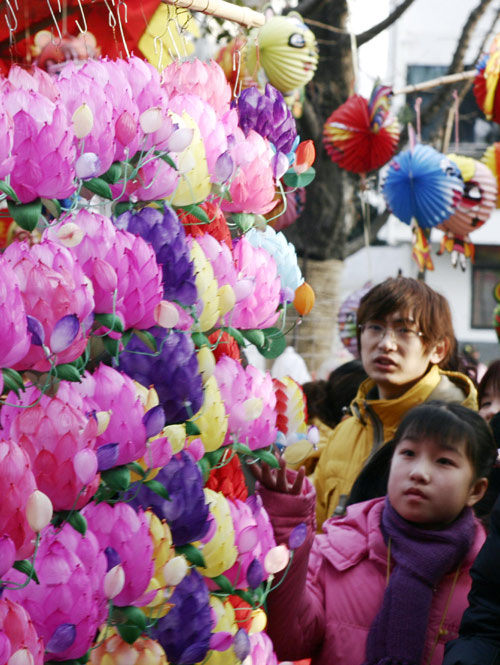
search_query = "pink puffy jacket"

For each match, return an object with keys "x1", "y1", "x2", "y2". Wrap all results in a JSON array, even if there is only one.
[{"x1": 258, "y1": 480, "x2": 486, "y2": 665}]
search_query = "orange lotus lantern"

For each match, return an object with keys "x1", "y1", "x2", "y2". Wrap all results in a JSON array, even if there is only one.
[{"x1": 293, "y1": 281, "x2": 315, "y2": 316}]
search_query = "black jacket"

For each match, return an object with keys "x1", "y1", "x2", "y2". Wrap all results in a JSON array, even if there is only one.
[{"x1": 443, "y1": 492, "x2": 500, "y2": 665}]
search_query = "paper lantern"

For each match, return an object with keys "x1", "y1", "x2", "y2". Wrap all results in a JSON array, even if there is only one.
[
  {"x1": 338, "y1": 283, "x2": 372, "y2": 357},
  {"x1": 246, "y1": 13, "x2": 318, "y2": 94},
  {"x1": 323, "y1": 84, "x2": 399, "y2": 174},
  {"x1": 481, "y1": 142, "x2": 500, "y2": 206},
  {"x1": 381, "y1": 144, "x2": 464, "y2": 228},
  {"x1": 439, "y1": 154, "x2": 497, "y2": 236},
  {"x1": 474, "y1": 35, "x2": 500, "y2": 123}
]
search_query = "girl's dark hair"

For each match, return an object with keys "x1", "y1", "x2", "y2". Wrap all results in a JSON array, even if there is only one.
[
  {"x1": 302, "y1": 360, "x2": 367, "y2": 429},
  {"x1": 393, "y1": 401, "x2": 497, "y2": 479},
  {"x1": 349, "y1": 401, "x2": 498, "y2": 513},
  {"x1": 478, "y1": 359, "x2": 500, "y2": 406}
]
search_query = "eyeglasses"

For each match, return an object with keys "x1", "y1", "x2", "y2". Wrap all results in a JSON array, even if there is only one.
[{"x1": 358, "y1": 322, "x2": 424, "y2": 344}]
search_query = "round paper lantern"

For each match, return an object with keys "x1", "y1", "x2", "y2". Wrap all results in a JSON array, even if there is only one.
[
  {"x1": 481, "y1": 142, "x2": 500, "y2": 206},
  {"x1": 439, "y1": 154, "x2": 497, "y2": 236},
  {"x1": 338, "y1": 283, "x2": 372, "y2": 357},
  {"x1": 474, "y1": 35, "x2": 500, "y2": 123},
  {"x1": 382, "y1": 144, "x2": 464, "y2": 228},
  {"x1": 246, "y1": 13, "x2": 318, "y2": 94},
  {"x1": 323, "y1": 85, "x2": 399, "y2": 174}
]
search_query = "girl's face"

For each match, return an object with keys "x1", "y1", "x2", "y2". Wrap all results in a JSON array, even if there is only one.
[
  {"x1": 387, "y1": 435, "x2": 487, "y2": 528},
  {"x1": 479, "y1": 386, "x2": 500, "y2": 422}
]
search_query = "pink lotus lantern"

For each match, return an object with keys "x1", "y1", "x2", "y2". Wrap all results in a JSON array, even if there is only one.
[
  {"x1": 78, "y1": 364, "x2": 148, "y2": 467},
  {"x1": 0, "y1": 91, "x2": 15, "y2": 180},
  {"x1": 230, "y1": 236, "x2": 281, "y2": 329},
  {"x1": 1, "y1": 382, "x2": 100, "y2": 511},
  {"x1": 3, "y1": 238, "x2": 95, "y2": 372},
  {"x1": 4, "y1": 76, "x2": 76, "y2": 203},
  {"x1": 4, "y1": 523, "x2": 108, "y2": 662},
  {"x1": 0, "y1": 255, "x2": 30, "y2": 370},
  {"x1": 162, "y1": 59, "x2": 232, "y2": 119},
  {"x1": 0, "y1": 598, "x2": 44, "y2": 665},
  {"x1": 221, "y1": 129, "x2": 276, "y2": 215},
  {"x1": 0, "y1": 439, "x2": 38, "y2": 561},
  {"x1": 213, "y1": 355, "x2": 278, "y2": 450},
  {"x1": 82, "y1": 501, "x2": 155, "y2": 607},
  {"x1": 47, "y1": 209, "x2": 163, "y2": 331}
]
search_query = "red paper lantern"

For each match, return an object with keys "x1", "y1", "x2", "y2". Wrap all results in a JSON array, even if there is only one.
[
  {"x1": 474, "y1": 35, "x2": 500, "y2": 123},
  {"x1": 323, "y1": 85, "x2": 399, "y2": 174}
]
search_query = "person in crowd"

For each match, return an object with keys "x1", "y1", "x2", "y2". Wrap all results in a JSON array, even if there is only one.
[
  {"x1": 478, "y1": 359, "x2": 500, "y2": 422},
  {"x1": 252, "y1": 402, "x2": 496, "y2": 665},
  {"x1": 443, "y1": 489, "x2": 500, "y2": 665},
  {"x1": 313, "y1": 276, "x2": 477, "y2": 526},
  {"x1": 300, "y1": 360, "x2": 367, "y2": 475}
]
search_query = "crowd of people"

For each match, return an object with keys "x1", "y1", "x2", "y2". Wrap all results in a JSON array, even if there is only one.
[{"x1": 255, "y1": 276, "x2": 500, "y2": 665}]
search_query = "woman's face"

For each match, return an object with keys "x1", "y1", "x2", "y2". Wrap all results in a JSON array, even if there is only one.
[{"x1": 479, "y1": 386, "x2": 500, "y2": 422}]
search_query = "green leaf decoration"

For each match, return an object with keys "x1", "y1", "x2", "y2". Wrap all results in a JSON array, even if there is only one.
[
  {"x1": 128, "y1": 461, "x2": 146, "y2": 477},
  {"x1": 204, "y1": 449, "x2": 226, "y2": 467},
  {"x1": 41, "y1": 198, "x2": 62, "y2": 220},
  {"x1": 82, "y1": 177, "x2": 113, "y2": 200},
  {"x1": 252, "y1": 449, "x2": 280, "y2": 468},
  {"x1": 257, "y1": 327, "x2": 287, "y2": 359},
  {"x1": 102, "y1": 335, "x2": 120, "y2": 358},
  {"x1": 233, "y1": 442, "x2": 253, "y2": 456},
  {"x1": 68, "y1": 511, "x2": 87, "y2": 536},
  {"x1": 175, "y1": 544, "x2": 206, "y2": 568},
  {"x1": 283, "y1": 166, "x2": 316, "y2": 188},
  {"x1": 13, "y1": 559, "x2": 40, "y2": 584},
  {"x1": 143, "y1": 479, "x2": 170, "y2": 500},
  {"x1": 133, "y1": 329, "x2": 157, "y2": 353},
  {"x1": 94, "y1": 312, "x2": 125, "y2": 334},
  {"x1": 185, "y1": 420, "x2": 201, "y2": 436},
  {"x1": 7, "y1": 198, "x2": 42, "y2": 232},
  {"x1": 2, "y1": 368, "x2": 25, "y2": 393},
  {"x1": 113, "y1": 605, "x2": 147, "y2": 631},
  {"x1": 197, "y1": 456, "x2": 210, "y2": 480},
  {"x1": 191, "y1": 332, "x2": 210, "y2": 348},
  {"x1": 223, "y1": 326, "x2": 246, "y2": 347},
  {"x1": 0, "y1": 180, "x2": 18, "y2": 202},
  {"x1": 157, "y1": 152, "x2": 177, "y2": 169},
  {"x1": 101, "y1": 466, "x2": 131, "y2": 492},
  {"x1": 242, "y1": 329, "x2": 266, "y2": 348},
  {"x1": 233, "y1": 588, "x2": 255, "y2": 606},
  {"x1": 121, "y1": 329, "x2": 133, "y2": 350},
  {"x1": 116, "y1": 624, "x2": 143, "y2": 645},
  {"x1": 210, "y1": 574, "x2": 234, "y2": 595},
  {"x1": 54, "y1": 364, "x2": 83, "y2": 383},
  {"x1": 114, "y1": 201, "x2": 135, "y2": 217},
  {"x1": 231, "y1": 213, "x2": 255, "y2": 233},
  {"x1": 179, "y1": 204, "x2": 210, "y2": 224},
  {"x1": 101, "y1": 162, "x2": 123, "y2": 185}
]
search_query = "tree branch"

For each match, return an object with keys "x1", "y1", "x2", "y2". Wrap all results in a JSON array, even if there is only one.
[
  {"x1": 356, "y1": 0, "x2": 417, "y2": 46},
  {"x1": 420, "y1": 0, "x2": 496, "y2": 128},
  {"x1": 345, "y1": 211, "x2": 390, "y2": 256}
]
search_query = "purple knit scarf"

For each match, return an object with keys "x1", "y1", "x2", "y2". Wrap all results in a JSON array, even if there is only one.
[{"x1": 363, "y1": 497, "x2": 475, "y2": 665}]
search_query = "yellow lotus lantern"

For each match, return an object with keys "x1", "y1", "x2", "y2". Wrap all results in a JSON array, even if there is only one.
[
  {"x1": 167, "y1": 111, "x2": 211, "y2": 207},
  {"x1": 190, "y1": 239, "x2": 220, "y2": 332},
  {"x1": 190, "y1": 375, "x2": 228, "y2": 453},
  {"x1": 202, "y1": 597, "x2": 239, "y2": 665},
  {"x1": 196, "y1": 489, "x2": 237, "y2": 578},
  {"x1": 141, "y1": 511, "x2": 175, "y2": 618}
]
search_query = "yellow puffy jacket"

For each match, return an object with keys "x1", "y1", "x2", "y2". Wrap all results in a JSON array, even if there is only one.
[{"x1": 313, "y1": 364, "x2": 477, "y2": 530}]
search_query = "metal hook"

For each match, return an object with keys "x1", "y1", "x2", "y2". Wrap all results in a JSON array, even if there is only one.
[
  {"x1": 75, "y1": 0, "x2": 88, "y2": 34},
  {"x1": 46, "y1": 0, "x2": 63, "y2": 45},
  {"x1": 104, "y1": 0, "x2": 117, "y2": 29},
  {"x1": 4, "y1": 0, "x2": 18, "y2": 39},
  {"x1": 116, "y1": 1, "x2": 130, "y2": 58}
]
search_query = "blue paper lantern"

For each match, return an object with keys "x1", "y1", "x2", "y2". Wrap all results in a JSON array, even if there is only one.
[{"x1": 382, "y1": 144, "x2": 464, "y2": 228}]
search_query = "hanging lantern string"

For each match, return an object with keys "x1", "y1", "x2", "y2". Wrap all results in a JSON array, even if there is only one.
[
  {"x1": 453, "y1": 89, "x2": 460, "y2": 153},
  {"x1": 414, "y1": 96, "x2": 422, "y2": 143}
]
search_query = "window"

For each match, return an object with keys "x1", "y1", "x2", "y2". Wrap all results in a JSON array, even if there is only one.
[{"x1": 471, "y1": 245, "x2": 500, "y2": 328}]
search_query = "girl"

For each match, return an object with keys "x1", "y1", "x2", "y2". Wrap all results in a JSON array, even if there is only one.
[
  {"x1": 253, "y1": 402, "x2": 496, "y2": 665},
  {"x1": 478, "y1": 359, "x2": 500, "y2": 422}
]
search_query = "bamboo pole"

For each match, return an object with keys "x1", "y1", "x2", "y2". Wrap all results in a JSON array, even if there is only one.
[
  {"x1": 161, "y1": 0, "x2": 266, "y2": 28},
  {"x1": 393, "y1": 69, "x2": 476, "y2": 96}
]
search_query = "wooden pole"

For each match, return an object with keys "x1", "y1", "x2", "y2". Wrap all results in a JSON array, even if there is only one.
[
  {"x1": 161, "y1": 0, "x2": 266, "y2": 28},
  {"x1": 393, "y1": 69, "x2": 476, "y2": 96}
]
